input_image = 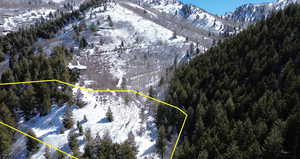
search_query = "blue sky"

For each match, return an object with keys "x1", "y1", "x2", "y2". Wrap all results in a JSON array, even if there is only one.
[{"x1": 180, "y1": 0, "x2": 276, "y2": 15}]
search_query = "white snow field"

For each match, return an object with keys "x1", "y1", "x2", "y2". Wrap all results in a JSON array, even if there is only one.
[
  {"x1": 1, "y1": 8, "x2": 55, "y2": 34},
  {"x1": 0, "y1": 0, "x2": 86, "y2": 35},
  {"x1": 12, "y1": 84, "x2": 159, "y2": 159}
]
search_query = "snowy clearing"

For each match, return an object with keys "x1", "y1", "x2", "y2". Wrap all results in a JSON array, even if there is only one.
[{"x1": 13, "y1": 84, "x2": 159, "y2": 159}]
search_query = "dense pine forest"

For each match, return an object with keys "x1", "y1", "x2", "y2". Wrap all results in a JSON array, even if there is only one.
[{"x1": 157, "y1": 3, "x2": 300, "y2": 159}]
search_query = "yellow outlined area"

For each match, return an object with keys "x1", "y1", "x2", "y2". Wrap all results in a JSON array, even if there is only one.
[{"x1": 0, "y1": 80, "x2": 188, "y2": 159}]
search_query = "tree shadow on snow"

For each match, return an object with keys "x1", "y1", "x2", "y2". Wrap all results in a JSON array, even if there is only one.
[
  {"x1": 39, "y1": 129, "x2": 60, "y2": 139},
  {"x1": 141, "y1": 144, "x2": 156, "y2": 156},
  {"x1": 168, "y1": 36, "x2": 177, "y2": 40},
  {"x1": 98, "y1": 118, "x2": 109, "y2": 124}
]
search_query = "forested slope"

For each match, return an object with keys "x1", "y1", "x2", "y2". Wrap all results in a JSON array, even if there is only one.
[
  {"x1": 0, "y1": 0, "x2": 142, "y2": 158},
  {"x1": 157, "y1": 3, "x2": 300, "y2": 159},
  {"x1": 0, "y1": 1, "x2": 103, "y2": 157}
]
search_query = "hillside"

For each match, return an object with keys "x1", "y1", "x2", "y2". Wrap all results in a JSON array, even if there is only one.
[
  {"x1": 158, "y1": 3, "x2": 300, "y2": 159},
  {"x1": 0, "y1": 0, "x2": 84, "y2": 35},
  {"x1": 1, "y1": 0, "x2": 300, "y2": 159},
  {"x1": 3, "y1": 0, "x2": 300, "y2": 37},
  {"x1": 224, "y1": 0, "x2": 300, "y2": 26},
  {"x1": 137, "y1": 0, "x2": 238, "y2": 35},
  {"x1": 0, "y1": 0, "x2": 209, "y2": 158}
]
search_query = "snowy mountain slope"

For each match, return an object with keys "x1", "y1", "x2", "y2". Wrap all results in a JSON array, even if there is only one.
[
  {"x1": 39, "y1": 0, "x2": 206, "y2": 90},
  {"x1": 5, "y1": 0, "x2": 300, "y2": 158},
  {"x1": 12, "y1": 87, "x2": 158, "y2": 159},
  {"x1": 119, "y1": 1, "x2": 214, "y2": 45},
  {"x1": 0, "y1": 0, "x2": 84, "y2": 35},
  {"x1": 137, "y1": 0, "x2": 300, "y2": 34},
  {"x1": 4, "y1": 0, "x2": 298, "y2": 37},
  {"x1": 11, "y1": 1, "x2": 203, "y2": 159},
  {"x1": 224, "y1": 0, "x2": 300, "y2": 24},
  {"x1": 1, "y1": 0, "x2": 80, "y2": 5},
  {"x1": 0, "y1": 8, "x2": 55, "y2": 34},
  {"x1": 67, "y1": 1, "x2": 205, "y2": 92},
  {"x1": 133, "y1": 0, "x2": 238, "y2": 35},
  {"x1": 0, "y1": 7, "x2": 54, "y2": 35}
]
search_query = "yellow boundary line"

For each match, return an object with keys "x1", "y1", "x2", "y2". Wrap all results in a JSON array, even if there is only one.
[{"x1": 0, "y1": 80, "x2": 188, "y2": 159}]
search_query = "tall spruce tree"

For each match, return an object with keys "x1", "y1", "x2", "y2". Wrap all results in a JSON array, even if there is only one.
[
  {"x1": 26, "y1": 130, "x2": 39, "y2": 154},
  {"x1": 157, "y1": 125, "x2": 166, "y2": 158},
  {"x1": 21, "y1": 85, "x2": 37, "y2": 120},
  {"x1": 0, "y1": 127, "x2": 12, "y2": 158},
  {"x1": 40, "y1": 87, "x2": 51, "y2": 116},
  {"x1": 0, "y1": 50, "x2": 5, "y2": 62},
  {"x1": 118, "y1": 131, "x2": 138, "y2": 159},
  {"x1": 68, "y1": 131, "x2": 80, "y2": 156},
  {"x1": 106, "y1": 107, "x2": 113, "y2": 122},
  {"x1": 0, "y1": 103, "x2": 15, "y2": 126},
  {"x1": 79, "y1": 37, "x2": 88, "y2": 49},
  {"x1": 63, "y1": 107, "x2": 74, "y2": 129}
]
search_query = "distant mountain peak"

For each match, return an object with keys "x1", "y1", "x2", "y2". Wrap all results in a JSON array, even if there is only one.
[
  {"x1": 134, "y1": 0, "x2": 237, "y2": 35},
  {"x1": 224, "y1": 0, "x2": 300, "y2": 24}
]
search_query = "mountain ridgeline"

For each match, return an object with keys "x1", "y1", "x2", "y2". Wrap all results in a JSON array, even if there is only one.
[
  {"x1": 224, "y1": 0, "x2": 300, "y2": 24},
  {"x1": 157, "y1": 3, "x2": 300, "y2": 159}
]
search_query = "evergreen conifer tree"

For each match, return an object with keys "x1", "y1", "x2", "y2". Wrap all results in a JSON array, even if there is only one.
[
  {"x1": 106, "y1": 107, "x2": 113, "y2": 122},
  {"x1": 21, "y1": 85, "x2": 37, "y2": 120},
  {"x1": 83, "y1": 115, "x2": 88, "y2": 123},
  {"x1": 118, "y1": 131, "x2": 138, "y2": 159},
  {"x1": 68, "y1": 131, "x2": 80, "y2": 156},
  {"x1": 1, "y1": 68, "x2": 15, "y2": 83},
  {"x1": 79, "y1": 37, "x2": 88, "y2": 49},
  {"x1": 157, "y1": 125, "x2": 166, "y2": 158},
  {"x1": 77, "y1": 121, "x2": 83, "y2": 135},
  {"x1": 63, "y1": 107, "x2": 74, "y2": 129},
  {"x1": 0, "y1": 102, "x2": 15, "y2": 126},
  {"x1": 86, "y1": 128, "x2": 93, "y2": 141},
  {"x1": 107, "y1": 15, "x2": 113, "y2": 27},
  {"x1": 40, "y1": 87, "x2": 51, "y2": 116},
  {"x1": 26, "y1": 130, "x2": 39, "y2": 154},
  {"x1": 0, "y1": 127, "x2": 12, "y2": 158},
  {"x1": 0, "y1": 50, "x2": 5, "y2": 62}
]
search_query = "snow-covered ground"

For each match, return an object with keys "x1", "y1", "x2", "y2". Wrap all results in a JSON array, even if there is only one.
[
  {"x1": 11, "y1": 1, "x2": 206, "y2": 159},
  {"x1": 87, "y1": 3, "x2": 186, "y2": 48},
  {"x1": 68, "y1": 61, "x2": 87, "y2": 70},
  {"x1": 0, "y1": 0, "x2": 85, "y2": 35},
  {"x1": 1, "y1": 8, "x2": 55, "y2": 34},
  {"x1": 12, "y1": 84, "x2": 158, "y2": 159}
]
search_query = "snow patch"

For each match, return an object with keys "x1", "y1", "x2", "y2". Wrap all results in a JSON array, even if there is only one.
[{"x1": 68, "y1": 61, "x2": 87, "y2": 70}]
